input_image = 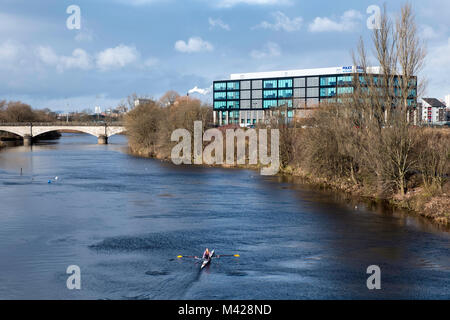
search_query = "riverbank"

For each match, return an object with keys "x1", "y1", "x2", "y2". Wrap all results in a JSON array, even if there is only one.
[
  {"x1": 128, "y1": 143, "x2": 449, "y2": 228},
  {"x1": 283, "y1": 166, "x2": 449, "y2": 226},
  {"x1": 124, "y1": 97, "x2": 449, "y2": 228}
]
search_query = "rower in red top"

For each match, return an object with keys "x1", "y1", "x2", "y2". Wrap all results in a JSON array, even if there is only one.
[{"x1": 203, "y1": 248, "x2": 210, "y2": 260}]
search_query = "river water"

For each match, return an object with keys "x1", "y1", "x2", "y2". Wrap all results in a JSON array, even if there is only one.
[{"x1": 0, "y1": 133, "x2": 449, "y2": 299}]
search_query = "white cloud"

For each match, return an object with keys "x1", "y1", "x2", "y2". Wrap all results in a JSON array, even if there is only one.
[
  {"x1": 37, "y1": 46, "x2": 92, "y2": 72},
  {"x1": 0, "y1": 40, "x2": 22, "y2": 62},
  {"x1": 188, "y1": 86, "x2": 211, "y2": 95},
  {"x1": 209, "y1": 18, "x2": 231, "y2": 31},
  {"x1": 175, "y1": 37, "x2": 214, "y2": 53},
  {"x1": 216, "y1": 0, "x2": 291, "y2": 8},
  {"x1": 253, "y1": 11, "x2": 302, "y2": 32},
  {"x1": 308, "y1": 10, "x2": 363, "y2": 32},
  {"x1": 250, "y1": 42, "x2": 281, "y2": 59},
  {"x1": 96, "y1": 45, "x2": 139, "y2": 71}
]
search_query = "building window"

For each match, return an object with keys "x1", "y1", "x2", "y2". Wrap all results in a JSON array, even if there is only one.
[
  {"x1": 337, "y1": 76, "x2": 353, "y2": 85},
  {"x1": 227, "y1": 81, "x2": 240, "y2": 90},
  {"x1": 227, "y1": 91, "x2": 240, "y2": 100},
  {"x1": 359, "y1": 76, "x2": 366, "y2": 85},
  {"x1": 307, "y1": 77, "x2": 319, "y2": 87},
  {"x1": 337, "y1": 87, "x2": 353, "y2": 95},
  {"x1": 251, "y1": 100, "x2": 262, "y2": 109},
  {"x1": 252, "y1": 80, "x2": 262, "y2": 89},
  {"x1": 263, "y1": 79, "x2": 277, "y2": 89},
  {"x1": 306, "y1": 98, "x2": 319, "y2": 107},
  {"x1": 240, "y1": 90, "x2": 250, "y2": 100},
  {"x1": 278, "y1": 89, "x2": 293, "y2": 98},
  {"x1": 320, "y1": 87, "x2": 337, "y2": 97},
  {"x1": 263, "y1": 100, "x2": 277, "y2": 109},
  {"x1": 278, "y1": 100, "x2": 293, "y2": 108},
  {"x1": 307, "y1": 87, "x2": 319, "y2": 97},
  {"x1": 263, "y1": 90, "x2": 277, "y2": 99},
  {"x1": 214, "y1": 92, "x2": 226, "y2": 100},
  {"x1": 214, "y1": 82, "x2": 226, "y2": 91},
  {"x1": 214, "y1": 101, "x2": 226, "y2": 110},
  {"x1": 278, "y1": 79, "x2": 293, "y2": 88},
  {"x1": 227, "y1": 101, "x2": 239, "y2": 109},
  {"x1": 294, "y1": 77, "x2": 305, "y2": 87},
  {"x1": 240, "y1": 80, "x2": 251, "y2": 90},
  {"x1": 320, "y1": 76, "x2": 337, "y2": 86},
  {"x1": 294, "y1": 88, "x2": 306, "y2": 98},
  {"x1": 241, "y1": 100, "x2": 251, "y2": 109}
]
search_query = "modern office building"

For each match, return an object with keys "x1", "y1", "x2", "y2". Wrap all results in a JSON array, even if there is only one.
[{"x1": 212, "y1": 66, "x2": 417, "y2": 126}]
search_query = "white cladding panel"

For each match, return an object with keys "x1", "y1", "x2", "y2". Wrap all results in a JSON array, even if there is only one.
[{"x1": 230, "y1": 66, "x2": 382, "y2": 80}]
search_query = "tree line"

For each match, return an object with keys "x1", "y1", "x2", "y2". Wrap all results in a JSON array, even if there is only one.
[{"x1": 0, "y1": 100, "x2": 58, "y2": 123}]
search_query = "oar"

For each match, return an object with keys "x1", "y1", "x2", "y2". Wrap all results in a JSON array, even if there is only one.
[
  {"x1": 216, "y1": 254, "x2": 240, "y2": 258},
  {"x1": 177, "y1": 255, "x2": 199, "y2": 259}
]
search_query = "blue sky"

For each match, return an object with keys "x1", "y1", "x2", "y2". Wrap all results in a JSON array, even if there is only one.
[{"x1": 0, "y1": 0, "x2": 449, "y2": 112}]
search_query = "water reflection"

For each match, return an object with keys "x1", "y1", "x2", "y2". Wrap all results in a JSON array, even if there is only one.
[{"x1": 0, "y1": 133, "x2": 449, "y2": 299}]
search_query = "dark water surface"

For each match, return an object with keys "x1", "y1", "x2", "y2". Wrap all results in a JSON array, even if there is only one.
[{"x1": 0, "y1": 133, "x2": 449, "y2": 299}]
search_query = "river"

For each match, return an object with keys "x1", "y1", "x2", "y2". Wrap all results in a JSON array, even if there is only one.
[{"x1": 0, "y1": 133, "x2": 449, "y2": 299}]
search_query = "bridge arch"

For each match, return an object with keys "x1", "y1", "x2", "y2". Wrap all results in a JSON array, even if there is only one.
[
  {"x1": 0, "y1": 128, "x2": 26, "y2": 138},
  {"x1": 106, "y1": 126, "x2": 126, "y2": 138},
  {"x1": 32, "y1": 127, "x2": 103, "y2": 139}
]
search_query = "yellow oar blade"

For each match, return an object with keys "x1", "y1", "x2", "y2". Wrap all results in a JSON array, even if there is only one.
[
  {"x1": 177, "y1": 255, "x2": 183, "y2": 258},
  {"x1": 234, "y1": 254, "x2": 240, "y2": 257}
]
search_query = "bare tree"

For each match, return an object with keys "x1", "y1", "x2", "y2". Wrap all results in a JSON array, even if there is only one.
[
  {"x1": 395, "y1": 2, "x2": 426, "y2": 112},
  {"x1": 159, "y1": 90, "x2": 180, "y2": 107}
]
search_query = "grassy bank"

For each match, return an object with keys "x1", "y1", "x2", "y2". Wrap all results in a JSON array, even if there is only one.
[{"x1": 125, "y1": 96, "x2": 449, "y2": 227}]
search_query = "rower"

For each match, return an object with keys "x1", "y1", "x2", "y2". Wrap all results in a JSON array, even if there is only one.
[{"x1": 203, "y1": 248, "x2": 210, "y2": 260}]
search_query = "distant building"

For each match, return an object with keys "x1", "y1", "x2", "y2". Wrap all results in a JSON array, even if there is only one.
[
  {"x1": 134, "y1": 98, "x2": 153, "y2": 107},
  {"x1": 421, "y1": 98, "x2": 447, "y2": 124}
]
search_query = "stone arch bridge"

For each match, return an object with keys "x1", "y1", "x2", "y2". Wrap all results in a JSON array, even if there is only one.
[{"x1": 0, "y1": 122, "x2": 125, "y2": 145}]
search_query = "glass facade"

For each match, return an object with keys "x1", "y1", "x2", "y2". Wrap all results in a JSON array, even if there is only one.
[
  {"x1": 337, "y1": 87, "x2": 353, "y2": 95},
  {"x1": 214, "y1": 92, "x2": 226, "y2": 100},
  {"x1": 263, "y1": 90, "x2": 277, "y2": 99},
  {"x1": 278, "y1": 89, "x2": 293, "y2": 98},
  {"x1": 320, "y1": 76, "x2": 337, "y2": 86},
  {"x1": 263, "y1": 100, "x2": 277, "y2": 109},
  {"x1": 320, "y1": 87, "x2": 337, "y2": 97},
  {"x1": 278, "y1": 79, "x2": 292, "y2": 88},
  {"x1": 337, "y1": 76, "x2": 353, "y2": 85},
  {"x1": 227, "y1": 91, "x2": 239, "y2": 100},
  {"x1": 214, "y1": 82, "x2": 226, "y2": 91},
  {"x1": 263, "y1": 80, "x2": 277, "y2": 89},
  {"x1": 212, "y1": 72, "x2": 418, "y2": 124},
  {"x1": 227, "y1": 81, "x2": 239, "y2": 90}
]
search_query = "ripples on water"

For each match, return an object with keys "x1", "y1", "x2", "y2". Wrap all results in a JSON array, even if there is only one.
[{"x1": 0, "y1": 133, "x2": 449, "y2": 300}]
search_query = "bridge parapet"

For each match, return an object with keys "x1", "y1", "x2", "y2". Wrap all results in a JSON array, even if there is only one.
[
  {"x1": 0, "y1": 122, "x2": 124, "y2": 126},
  {"x1": 0, "y1": 122, "x2": 125, "y2": 145}
]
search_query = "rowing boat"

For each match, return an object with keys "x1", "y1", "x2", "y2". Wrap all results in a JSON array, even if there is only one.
[{"x1": 201, "y1": 249, "x2": 214, "y2": 269}]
